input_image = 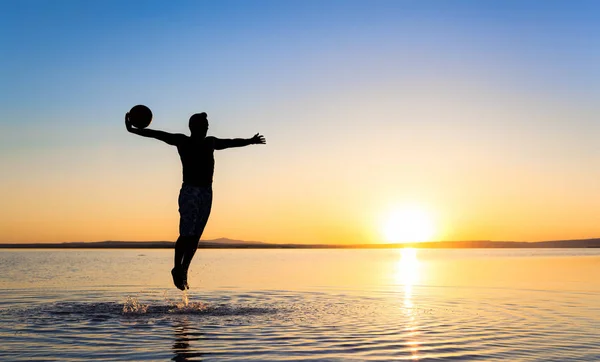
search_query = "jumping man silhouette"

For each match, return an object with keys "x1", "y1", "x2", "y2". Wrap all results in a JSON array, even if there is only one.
[{"x1": 125, "y1": 112, "x2": 266, "y2": 290}]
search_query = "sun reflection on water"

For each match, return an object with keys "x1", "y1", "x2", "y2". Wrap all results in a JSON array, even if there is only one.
[
  {"x1": 396, "y1": 247, "x2": 421, "y2": 294},
  {"x1": 396, "y1": 247, "x2": 422, "y2": 360}
]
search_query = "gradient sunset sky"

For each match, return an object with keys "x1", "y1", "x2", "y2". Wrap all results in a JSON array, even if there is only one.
[{"x1": 1, "y1": 0, "x2": 599, "y2": 244}]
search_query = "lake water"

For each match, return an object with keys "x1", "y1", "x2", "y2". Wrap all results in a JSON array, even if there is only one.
[{"x1": 1, "y1": 248, "x2": 600, "y2": 361}]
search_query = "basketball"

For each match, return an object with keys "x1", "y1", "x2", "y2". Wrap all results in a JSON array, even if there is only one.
[{"x1": 128, "y1": 105, "x2": 153, "y2": 129}]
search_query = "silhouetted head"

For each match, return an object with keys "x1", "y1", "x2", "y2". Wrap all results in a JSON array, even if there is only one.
[{"x1": 189, "y1": 112, "x2": 208, "y2": 138}]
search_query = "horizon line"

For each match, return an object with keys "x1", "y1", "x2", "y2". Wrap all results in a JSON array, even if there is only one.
[{"x1": 1, "y1": 237, "x2": 600, "y2": 249}]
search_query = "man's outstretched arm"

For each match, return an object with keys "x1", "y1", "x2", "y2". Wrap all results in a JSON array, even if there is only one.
[
  {"x1": 125, "y1": 113, "x2": 183, "y2": 146},
  {"x1": 213, "y1": 133, "x2": 266, "y2": 150}
]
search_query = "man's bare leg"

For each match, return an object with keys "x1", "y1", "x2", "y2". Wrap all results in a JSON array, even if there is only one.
[
  {"x1": 172, "y1": 235, "x2": 191, "y2": 290},
  {"x1": 180, "y1": 236, "x2": 200, "y2": 289},
  {"x1": 173, "y1": 235, "x2": 200, "y2": 290}
]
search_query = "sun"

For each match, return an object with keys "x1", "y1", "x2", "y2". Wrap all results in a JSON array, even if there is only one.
[{"x1": 383, "y1": 207, "x2": 435, "y2": 243}]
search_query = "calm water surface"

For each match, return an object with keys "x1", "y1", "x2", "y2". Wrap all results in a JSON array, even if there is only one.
[{"x1": 1, "y1": 248, "x2": 600, "y2": 361}]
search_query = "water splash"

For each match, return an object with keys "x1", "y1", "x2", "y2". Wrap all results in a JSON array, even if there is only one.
[
  {"x1": 165, "y1": 290, "x2": 210, "y2": 313},
  {"x1": 122, "y1": 296, "x2": 148, "y2": 314},
  {"x1": 182, "y1": 290, "x2": 189, "y2": 307},
  {"x1": 121, "y1": 291, "x2": 210, "y2": 315}
]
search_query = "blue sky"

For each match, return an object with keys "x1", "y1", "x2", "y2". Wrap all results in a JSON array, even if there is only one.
[
  {"x1": 1, "y1": 1, "x2": 599, "y2": 243},
  {"x1": 3, "y1": 1, "x2": 598, "y2": 123}
]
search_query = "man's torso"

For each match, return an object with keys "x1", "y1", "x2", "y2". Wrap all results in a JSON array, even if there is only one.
[{"x1": 177, "y1": 137, "x2": 215, "y2": 187}]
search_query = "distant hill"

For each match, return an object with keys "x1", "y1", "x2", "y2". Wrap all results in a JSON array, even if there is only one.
[
  {"x1": 205, "y1": 238, "x2": 266, "y2": 245},
  {"x1": 1, "y1": 238, "x2": 600, "y2": 249}
]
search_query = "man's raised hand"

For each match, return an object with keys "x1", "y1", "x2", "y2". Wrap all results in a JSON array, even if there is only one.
[
  {"x1": 251, "y1": 133, "x2": 266, "y2": 145},
  {"x1": 125, "y1": 113, "x2": 133, "y2": 132}
]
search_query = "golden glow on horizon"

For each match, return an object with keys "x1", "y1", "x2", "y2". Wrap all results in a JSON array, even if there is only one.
[
  {"x1": 383, "y1": 206, "x2": 435, "y2": 243},
  {"x1": 2, "y1": 91, "x2": 600, "y2": 244}
]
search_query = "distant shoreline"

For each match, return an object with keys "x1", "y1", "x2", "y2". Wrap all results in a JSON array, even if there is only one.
[{"x1": 1, "y1": 238, "x2": 600, "y2": 249}]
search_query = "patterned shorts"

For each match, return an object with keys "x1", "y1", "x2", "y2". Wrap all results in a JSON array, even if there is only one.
[{"x1": 178, "y1": 184, "x2": 213, "y2": 237}]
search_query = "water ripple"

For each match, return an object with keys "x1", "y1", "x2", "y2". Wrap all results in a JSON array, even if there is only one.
[{"x1": 2, "y1": 287, "x2": 600, "y2": 361}]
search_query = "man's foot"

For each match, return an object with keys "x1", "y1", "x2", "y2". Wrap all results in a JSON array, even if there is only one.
[{"x1": 171, "y1": 268, "x2": 185, "y2": 291}]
